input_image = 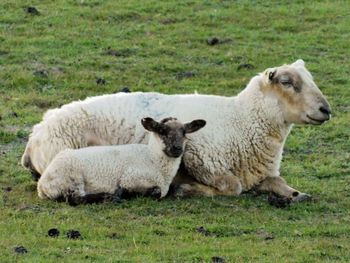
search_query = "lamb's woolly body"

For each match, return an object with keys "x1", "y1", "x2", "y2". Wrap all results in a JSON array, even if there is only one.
[
  {"x1": 38, "y1": 134, "x2": 181, "y2": 199},
  {"x1": 25, "y1": 60, "x2": 330, "y2": 194}
]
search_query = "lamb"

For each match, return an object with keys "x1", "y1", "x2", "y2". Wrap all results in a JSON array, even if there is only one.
[
  {"x1": 23, "y1": 59, "x2": 331, "y2": 202},
  {"x1": 37, "y1": 117, "x2": 206, "y2": 204}
]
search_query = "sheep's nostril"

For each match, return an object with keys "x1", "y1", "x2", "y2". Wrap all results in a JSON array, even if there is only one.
[{"x1": 319, "y1": 105, "x2": 331, "y2": 116}]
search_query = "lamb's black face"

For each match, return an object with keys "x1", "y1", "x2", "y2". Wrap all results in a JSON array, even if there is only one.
[
  {"x1": 158, "y1": 121, "x2": 186, "y2": 158},
  {"x1": 141, "y1": 117, "x2": 206, "y2": 158}
]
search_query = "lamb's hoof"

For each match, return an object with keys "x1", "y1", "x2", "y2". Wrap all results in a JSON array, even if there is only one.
[
  {"x1": 111, "y1": 196, "x2": 122, "y2": 204},
  {"x1": 111, "y1": 188, "x2": 124, "y2": 204},
  {"x1": 291, "y1": 192, "x2": 312, "y2": 203},
  {"x1": 67, "y1": 195, "x2": 83, "y2": 206},
  {"x1": 146, "y1": 186, "x2": 162, "y2": 200}
]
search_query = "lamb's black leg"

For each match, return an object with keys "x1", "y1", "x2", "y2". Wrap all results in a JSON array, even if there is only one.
[
  {"x1": 115, "y1": 187, "x2": 161, "y2": 200},
  {"x1": 145, "y1": 186, "x2": 162, "y2": 200},
  {"x1": 67, "y1": 187, "x2": 127, "y2": 206},
  {"x1": 82, "y1": 193, "x2": 114, "y2": 204},
  {"x1": 109, "y1": 187, "x2": 124, "y2": 203},
  {"x1": 117, "y1": 188, "x2": 139, "y2": 199},
  {"x1": 66, "y1": 194, "x2": 85, "y2": 206},
  {"x1": 66, "y1": 192, "x2": 115, "y2": 206}
]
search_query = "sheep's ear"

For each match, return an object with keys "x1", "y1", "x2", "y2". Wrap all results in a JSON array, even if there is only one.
[
  {"x1": 141, "y1": 117, "x2": 160, "y2": 133},
  {"x1": 292, "y1": 59, "x2": 305, "y2": 67},
  {"x1": 184, "y1": 120, "x2": 206, "y2": 134},
  {"x1": 268, "y1": 69, "x2": 277, "y2": 82}
]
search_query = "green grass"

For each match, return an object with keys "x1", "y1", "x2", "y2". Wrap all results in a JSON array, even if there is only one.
[{"x1": 1, "y1": 0, "x2": 350, "y2": 262}]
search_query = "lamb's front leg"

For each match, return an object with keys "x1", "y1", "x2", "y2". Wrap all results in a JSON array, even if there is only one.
[
  {"x1": 256, "y1": 176, "x2": 312, "y2": 203},
  {"x1": 67, "y1": 188, "x2": 124, "y2": 206},
  {"x1": 67, "y1": 192, "x2": 113, "y2": 206},
  {"x1": 116, "y1": 186, "x2": 162, "y2": 200},
  {"x1": 145, "y1": 186, "x2": 162, "y2": 200}
]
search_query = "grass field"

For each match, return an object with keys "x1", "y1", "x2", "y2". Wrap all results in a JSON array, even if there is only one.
[{"x1": 1, "y1": 0, "x2": 350, "y2": 262}]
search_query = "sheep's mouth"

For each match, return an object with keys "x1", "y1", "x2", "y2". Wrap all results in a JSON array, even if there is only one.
[
  {"x1": 306, "y1": 115, "x2": 327, "y2": 125},
  {"x1": 164, "y1": 150, "x2": 183, "y2": 158}
]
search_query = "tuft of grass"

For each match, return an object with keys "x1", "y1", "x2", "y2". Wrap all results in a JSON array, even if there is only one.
[{"x1": 1, "y1": 0, "x2": 350, "y2": 262}]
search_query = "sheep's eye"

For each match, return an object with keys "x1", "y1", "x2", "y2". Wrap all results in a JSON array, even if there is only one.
[{"x1": 280, "y1": 80, "x2": 293, "y2": 87}]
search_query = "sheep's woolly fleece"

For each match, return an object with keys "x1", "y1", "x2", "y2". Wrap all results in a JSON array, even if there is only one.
[{"x1": 23, "y1": 59, "x2": 331, "y2": 197}]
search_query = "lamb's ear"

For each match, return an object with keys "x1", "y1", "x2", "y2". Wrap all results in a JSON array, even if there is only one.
[
  {"x1": 141, "y1": 117, "x2": 160, "y2": 133},
  {"x1": 292, "y1": 59, "x2": 305, "y2": 67},
  {"x1": 184, "y1": 120, "x2": 206, "y2": 134}
]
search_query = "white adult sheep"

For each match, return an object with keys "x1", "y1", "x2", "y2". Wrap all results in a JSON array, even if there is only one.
[
  {"x1": 37, "y1": 117, "x2": 206, "y2": 204},
  {"x1": 23, "y1": 59, "x2": 331, "y2": 202}
]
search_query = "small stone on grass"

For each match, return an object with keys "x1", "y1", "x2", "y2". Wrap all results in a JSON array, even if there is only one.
[
  {"x1": 96, "y1": 78, "x2": 106, "y2": 85},
  {"x1": 237, "y1": 63, "x2": 255, "y2": 71},
  {"x1": 3, "y1": 187, "x2": 12, "y2": 192},
  {"x1": 26, "y1": 7, "x2": 40, "y2": 15},
  {"x1": 10, "y1": 111, "x2": 18, "y2": 118},
  {"x1": 14, "y1": 246, "x2": 28, "y2": 254},
  {"x1": 118, "y1": 87, "x2": 131, "y2": 93},
  {"x1": 104, "y1": 47, "x2": 122, "y2": 57},
  {"x1": 207, "y1": 37, "x2": 220, "y2": 45},
  {"x1": 66, "y1": 230, "x2": 82, "y2": 239},
  {"x1": 48, "y1": 228, "x2": 60, "y2": 237},
  {"x1": 176, "y1": 71, "x2": 195, "y2": 80},
  {"x1": 212, "y1": 256, "x2": 226, "y2": 263},
  {"x1": 196, "y1": 226, "x2": 212, "y2": 236},
  {"x1": 34, "y1": 70, "x2": 49, "y2": 78}
]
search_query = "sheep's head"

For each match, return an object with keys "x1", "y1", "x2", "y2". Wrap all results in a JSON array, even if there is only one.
[
  {"x1": 141, "y1": 117, "x2": 206, "y2": 158},
  {"x1": 262, "y1": 59, "x2": 331, "y2": 125}
]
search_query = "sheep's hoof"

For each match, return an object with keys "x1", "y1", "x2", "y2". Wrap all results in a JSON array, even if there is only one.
[
  {"x1": 146, "y1": 186, "x2": 162, "y2": 200},
  {"x1": 291, "y1": 192, "x2": 312, "y2": 203},
  {"x1": 268, "y1": 193, "x2": 291, "y2": 208}
]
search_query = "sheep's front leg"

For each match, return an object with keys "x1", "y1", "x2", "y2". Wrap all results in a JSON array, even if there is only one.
[
  {"x1": 173, "y1": 174, "x2": 242, "y2": 197},
  {"x1": 256, "y1": 176, "x2": 312, "y2": 203},
  {"x1": 173, "y1": 182, "x2": 219, "y2": 197}
]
